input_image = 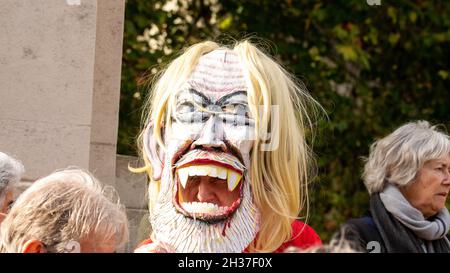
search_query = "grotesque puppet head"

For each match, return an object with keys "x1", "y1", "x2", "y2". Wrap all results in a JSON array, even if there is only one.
[{"x1": 136, "y1": 40, "x2": 320, "y2": 252}]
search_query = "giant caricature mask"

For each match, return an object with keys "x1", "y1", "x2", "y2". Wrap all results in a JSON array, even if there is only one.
[{"x1": 143, "y1": 49, "x2": 260, "y2": 252}]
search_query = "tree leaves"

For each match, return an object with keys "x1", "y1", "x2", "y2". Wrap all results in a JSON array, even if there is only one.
[{"x1": 119, "y1": 0, "x2": 450, "y2": 241}]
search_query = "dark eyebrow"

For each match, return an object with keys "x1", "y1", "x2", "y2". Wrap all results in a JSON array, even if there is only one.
[
  {"x1": 216, "y1": 91, "x2": 248, "y2": 106},
  {"x1": 188, "y1": 88, "x2": 211, "y2": 104}
]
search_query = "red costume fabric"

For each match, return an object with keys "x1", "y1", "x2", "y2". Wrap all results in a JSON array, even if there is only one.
[
  {"x1": 270, "y1": 220, "x2": 322, "y2": 253},
  {"x1": 136, "y1": 220, "x2": 321, "y2": 253}
]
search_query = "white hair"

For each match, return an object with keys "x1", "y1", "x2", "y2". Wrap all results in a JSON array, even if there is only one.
[
  {"x1": 363, "y1": 120, "x2": 450, "y2": 194},
  {"x1": 0, "y1": 152, "x2": 25, "y2": 207},
  {"x1": 0, "y1": 168, "x2": 129, "y2": 253}
]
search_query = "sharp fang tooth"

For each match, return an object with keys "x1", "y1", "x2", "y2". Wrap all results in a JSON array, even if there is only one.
[
  {"x1": 227, "y1": 170, "x2": 242, "y2": 191},
  {"x1": 178, "y1": 168, "x2": 189, "y2": 188}
]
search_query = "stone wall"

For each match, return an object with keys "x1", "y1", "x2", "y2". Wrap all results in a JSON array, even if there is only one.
[
  {"x1": 115, "y1": 155, "x2": 150, "y2": 252},
  {"x1": 0, "y1": 0, "x2": 147, "y2": 252},
  {"x1": 0, "y1": 0, "x2": 125, "y2": 189}
]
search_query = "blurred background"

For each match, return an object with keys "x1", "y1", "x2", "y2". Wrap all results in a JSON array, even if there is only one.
[{"x1": 118, "y1": 0, "x2": 450, "y2": 241}]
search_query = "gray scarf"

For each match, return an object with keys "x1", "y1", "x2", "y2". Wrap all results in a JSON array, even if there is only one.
[{"x1": 380, "y1": 184, "x2": 450, "y2": 252}]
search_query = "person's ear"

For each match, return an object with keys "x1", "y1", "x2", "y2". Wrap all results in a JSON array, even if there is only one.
[
  {"x1": 22, "y1": 239, "x2": 47, "y2": 253},
  {"x1": 0, "y1": 191, "x2": 12, "y2": 214},
  {"x1": 143, "y1": 122, "x2": 165, "y2": 181}
]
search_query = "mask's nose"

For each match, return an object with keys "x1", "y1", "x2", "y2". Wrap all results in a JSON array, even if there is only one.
[{"x1": 191, "y1": 115, "x2": 227, "y2": 152}]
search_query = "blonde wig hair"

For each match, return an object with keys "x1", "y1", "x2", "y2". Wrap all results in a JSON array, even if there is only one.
[
  {"x1": 0, "y1": 168, "x2": 129, "y2": 253},
  {"x1": 133, "y1": 39, "x2": 323, "y2": 252},
  {"x1": 363, "y1": 120, "x2": 450, "y2": 194},
  {"x1": 0, "y1": 152, "x2": 24, "y2": 207}
]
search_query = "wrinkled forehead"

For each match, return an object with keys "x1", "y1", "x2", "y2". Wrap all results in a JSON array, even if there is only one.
[{"x1": 185, "y1": 49, "x2": 247, "y2": 101}]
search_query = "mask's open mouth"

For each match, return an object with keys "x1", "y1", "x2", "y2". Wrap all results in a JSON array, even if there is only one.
[{"x1": 172, "y1": 150, "x2": 245, "y2": 223}]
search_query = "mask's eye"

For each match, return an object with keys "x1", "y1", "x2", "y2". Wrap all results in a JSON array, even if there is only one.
[
  {"x1": 176, "y1": 101, "x2": 195, "y2": 114},
  {"x1": 222, "y1": 104, "x2": 249, "y2": 117},
  {"x1": 174, "y1": 100, "x2": 211, "y2": 123},
  {"x1": 220, "y1": 104, "x2": 252, "y2": 126}
]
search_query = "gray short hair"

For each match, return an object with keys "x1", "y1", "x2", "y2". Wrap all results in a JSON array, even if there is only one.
[
  {"x1": 0, "y1": 152, "x2": 25, "y2": 206},
  {"x1": 0, "y1": 168, "x2": 129, "y2": 253},
  {"x1": 363, "y1": 120, "x2": 450, "y2": 194}
]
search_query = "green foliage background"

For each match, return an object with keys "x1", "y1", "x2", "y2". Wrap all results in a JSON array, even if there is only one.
[{"x1": 119, "y1": 0, "x2": 450, "y2": 242}]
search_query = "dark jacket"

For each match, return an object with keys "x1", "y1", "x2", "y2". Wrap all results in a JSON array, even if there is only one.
[
  {"x1": 342, "y1": 213, "x2": 385, "y2": 253},
  {"x1": 340, "y1": 193, "x2": 450, "y2": 253}
]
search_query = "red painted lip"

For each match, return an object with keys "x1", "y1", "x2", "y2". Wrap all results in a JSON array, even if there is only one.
[{"x1": 175, "y1": 158, "x2": 243, "y2": 175}]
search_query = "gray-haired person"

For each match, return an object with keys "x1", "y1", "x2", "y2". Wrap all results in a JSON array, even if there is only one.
[
  {"x1": 0, "y1": 152, "x2": 24, "y2": 223},
  {"x1": 0, "y1": 168, "x2": 129, "y2": 253},
  {"x1": 341, "y1": 121, "x2": 450, "y2": 253}
]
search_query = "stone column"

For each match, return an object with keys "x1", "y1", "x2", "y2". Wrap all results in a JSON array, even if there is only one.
[
  {"x1": 90, "y1": 0, "x2": 125, "y2": 188},
  {"x1": 0, "y1": 0, "x2": 125, "y2": 189}
]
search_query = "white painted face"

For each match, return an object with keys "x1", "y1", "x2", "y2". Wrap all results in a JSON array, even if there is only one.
[
  {"x1": 146, "y1": 49, "x2": 260, "y2": 252},
  {"x1": 166, "y1": 49, "x2": 255, "y2": 222}
]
